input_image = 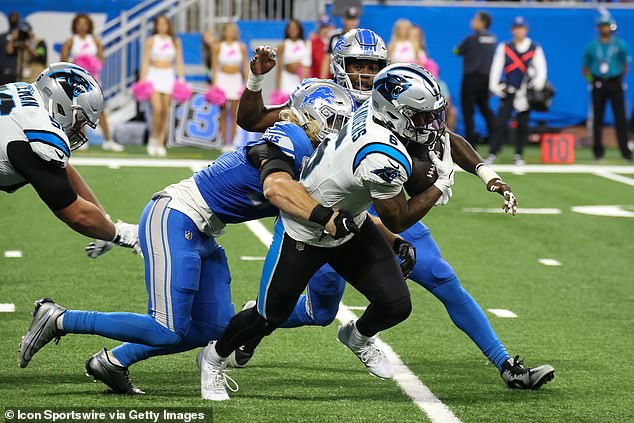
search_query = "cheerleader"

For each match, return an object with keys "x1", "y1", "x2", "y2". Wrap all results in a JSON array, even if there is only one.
[
  {"x1": 61, "y1": 13, "x2": 124, "y2": 152},
  {"x1": 139, "y1": 15, "x2": 185, "y2": 157},
  {"x1": 388, "y1": 19, "x2": 418, "y2": 64},
  {"x1": 276, "y1": 19, "x2": 311, "y2": 95},
  {"x1": 211, "y1": 22, "x2": 248, "y2": 151}
]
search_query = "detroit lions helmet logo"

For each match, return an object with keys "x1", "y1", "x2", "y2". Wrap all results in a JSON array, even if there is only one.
[
  {"x1": 301, "y1": 86, "x2": 335, "y2": 107},
  {"x1": 374, "y1": 72, "x2": 411, "y2": 102},
  {"x1": 47, "y1": 69, "x2": 93, "y2": 100},
  {"x1": 371, "y1": 165, "x2": 401, "y2": 183}
]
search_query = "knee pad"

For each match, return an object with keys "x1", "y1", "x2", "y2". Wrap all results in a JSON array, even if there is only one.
[
  {"x1": 429, "y1": 257, "x2": 456, "y2": 286},
  {"x1": 152, "y1": 324, "x2": 184, "y2": 347}
]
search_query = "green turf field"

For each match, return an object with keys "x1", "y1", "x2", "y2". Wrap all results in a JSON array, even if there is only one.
[{"x1": 1, "y1": 148, "x2": 633, "y2": 423}]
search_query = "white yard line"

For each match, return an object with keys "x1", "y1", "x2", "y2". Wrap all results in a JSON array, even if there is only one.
[
  {"x1": 593, "y1": 171, "x2": 634, "y2": 187},
  {"x1": 244, "y1": 220, "x2": 462, "y2": 423},
  {"x1": 487, "y1": 309, "x2": 518, "y2": 318},
  {"x1": 0, "y1": 304, "x2": 16, "y2": 312},
  {"x1": 68, "y1": 157, "x2": 634, "y2": 174},
  {"x1": 462, "y1": 208, "x2": 562, "y2": 215},
  {"x1": 240, "y1": 256, "x2": 266, "y2": 261}
]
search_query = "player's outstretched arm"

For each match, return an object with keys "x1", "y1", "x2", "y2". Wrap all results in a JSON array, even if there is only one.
[
  {"x1": 237, "y1": 45, "x2": 288, "y2": 132},
  {"x1": 66, "y1": 164, "x2": 105, "y2": 212},
  {"x1": 448, "y1": 130, "x2": 518, "y2": 215}
]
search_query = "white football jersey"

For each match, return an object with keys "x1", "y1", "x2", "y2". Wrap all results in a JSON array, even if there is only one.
[
  {"x1": 282, "y1": 100, "x2": 412, "y2": 247},
  {"x1": 0, "y1": 82, "x2": 71, "y2": 192}
]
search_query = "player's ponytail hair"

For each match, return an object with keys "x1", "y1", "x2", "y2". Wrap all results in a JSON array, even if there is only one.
[{"x1": 279, "y1": 108, "x2": 321, "y2": 145}]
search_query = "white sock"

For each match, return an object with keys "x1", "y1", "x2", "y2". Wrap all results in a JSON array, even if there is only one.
[
  {"x1": 56, "y1": 313, "x2": 64, "y2": 331},
  {"x1": 205, "y1": 344, "x2": 227, "y2": 365},
  {"x1": 350, "y1": 321, "x2": 370, "y2": 346}
]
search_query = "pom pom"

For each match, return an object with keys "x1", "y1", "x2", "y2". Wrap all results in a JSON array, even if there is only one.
[
  {"x1": 74, "y1": 55, "x2": 103, "y2": 77},
  {"x1": 205, "y1": 85, "x2": 226, "y2": 106},
  {"x1": 172, "y1": 80, "x2": 193, "y2": 103},
  {"x1": 131, "y1": 80, "x2": 153, "y2": 102},
  {"x1": 421, "y1": 57, "x2": 440, "y2": 79},
  {"x1": 269, "y1": 89, "x2": 289, "y2": 105}
]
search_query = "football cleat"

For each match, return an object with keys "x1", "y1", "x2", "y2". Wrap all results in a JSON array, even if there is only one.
[
  {"x1": 337, "y1": 320, "x2": 394, "y2": 380},
  {"x1": 500, "y1": 355, "x2": 555, "y2": 390},
  {"x1": 201, "y1": 342, "x2": 238, "y2": 401},
  {"x1": 19, "y1": 298, "x2": 66, "y2": 368},
  {"x1": 85, "y1": 349, "x2": 144, "y2": 395}
]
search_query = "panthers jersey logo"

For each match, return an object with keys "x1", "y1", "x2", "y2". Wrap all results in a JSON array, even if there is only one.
[
  {"x1": 374, "y1": 72, "x2": 411, "y2": 102},
  {"x1": 47, "y1": 69, "x2": 93, "y2": 100},
  {"x1": 371, "y1": 165, "x2": 401, "y2": 183}
]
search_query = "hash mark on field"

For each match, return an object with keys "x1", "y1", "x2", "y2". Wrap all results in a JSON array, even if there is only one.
[
  {"x1": 538, "y1": 258, "x2": 562, "y2": 266},
  {"x1": 593, "y1": 171, "x2": 634, "y2": 187},
  {"x1": 346, "y1": 306, "x2": 367, "y2": 311},
  {"x1": 240, "y1": 256, "x2": 266, "y2": 261},
  {"x1": 245, "y1": 220, "x2": 462, "y2": 423},
  {"x1": 4, "y1": 250, "x2": 22, "y2": 258},
  {"x1": 0, "y1": 303, "x2": 16, "y2": 312},
  {"x1": 462, "y1": 207, "x2": 561, "y2": 215},
  {"x1": 487, "y1": 309, "x2": 518, "y2": 318}
]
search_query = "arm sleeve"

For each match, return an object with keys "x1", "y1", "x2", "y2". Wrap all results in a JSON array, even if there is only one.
[
  {"x1": 582, "y1": 43, "x2": 593, "y2": 70},
  {"x1": 354, "y1": 151, "x2": 410, "y2": 200},
  {"x1": 6, "y1": 141, "x2": 77, "y2": 210},
  {"x1": 489, "y1": 43, "x2": 506, "y2": 96},
  {"x1": 532, "y1": 45, "x2": 548, "y2": 90}
]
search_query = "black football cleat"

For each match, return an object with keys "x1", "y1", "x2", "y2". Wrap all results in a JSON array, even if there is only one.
[
  {"x1": 500, "y1": 355, "x2": 555, "y2": 390},
  {"x1": 19, "y1": 298, "x2": 66, "y2": 368},
  {"x1": 86, "y1": 348, "x2": 144, "y2": 395}
]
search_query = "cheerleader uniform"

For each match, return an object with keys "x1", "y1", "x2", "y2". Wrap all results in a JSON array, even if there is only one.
[
  {"x1": 280, "y1": 39, "x2": 311, "y2": 94},
  {"x1": 146, "y1": 35, "x2": 177, "y2": 94},
  {"x1": 215, "y1": 41, "x2": 244, "y2": 101},
  {"x1": 390, "y1": 40, "x2": 418, "y2": 64},
  {"x1": 70, "y1": 34, "x2": 98, "y2": 59}
]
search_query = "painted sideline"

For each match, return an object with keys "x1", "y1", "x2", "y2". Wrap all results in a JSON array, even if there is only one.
[{"x1": 244, "y1": 220, "x2": 462, "y2": 423}]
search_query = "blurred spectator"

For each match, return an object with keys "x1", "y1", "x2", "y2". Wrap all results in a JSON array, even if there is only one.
[
  {"x1": 202, "y1": 30, "x2": 216, "y2": 83},
  {"x1": 139, "y1": 15, "x2": 185, "y2": 157},
  {"x1": 2, "y1": 13, "x2": 46, "y2": 84},
  {"x1": 320, "y1": 6, "x2": 360, "y2": 79},
  {"x1": 277, "y1": 19, "x2": 311, "y2": 94},
  {"x1": 583, "y1": 15, "x2": 632, "y2": 162},
  {"x1": 410, "y1": 24, "x2": 428, "y2": 65},
  {"x1": 454, "y1": 11, "x2": 497, "y2": 147},
  {"x1": 0, "y1": 12, "x2": 20, "y2": 84},
  {"x1": 61, "y1": 13, "x2": 123, "y2": 152},
  {"x1": 212, "y1": 22, "x2": 248, "y2": 151},
  {"x1": 426, "y1": 59, "x2": 457, "y2": 132},
  {"x1": 388, "y1": 19, "x2": 418, "y2": 64},
  {"x1": 310, "y1": 15, "x2": 335, "y2": 78},
  {"x1": 487, "y1": 17, "x2": 547, "y2": 165}
]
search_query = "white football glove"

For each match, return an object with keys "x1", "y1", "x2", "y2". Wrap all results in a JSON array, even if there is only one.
[
  {"x1": 113, "y1": 221, "x2": 140, "y2": 250},
  {"x1": 429, "y1": 133, "x2": 455, "y2": 206},
  {"x1": 85, "y1": 239, "x2": 115, "y2": 259}
]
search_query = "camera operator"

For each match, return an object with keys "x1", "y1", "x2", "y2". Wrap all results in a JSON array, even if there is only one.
[
  {"x1": 4, "y1": 13, "x2": 47, "y2": 83},
  {"x1": 0, "y1": 12, "x2": 21, "y2": 84}
]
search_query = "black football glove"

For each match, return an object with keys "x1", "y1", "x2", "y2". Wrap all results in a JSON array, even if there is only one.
[
  {"x1": 331, "y1": 210, "x2": 360, "y2": 239},
  {"x1": 394, "y1": 238, "x2": 416, "y2": 278}
]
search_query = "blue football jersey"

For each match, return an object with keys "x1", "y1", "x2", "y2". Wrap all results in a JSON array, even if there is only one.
[{"x1": 193, "y1": 122, "x2": 314, "y2": 224}]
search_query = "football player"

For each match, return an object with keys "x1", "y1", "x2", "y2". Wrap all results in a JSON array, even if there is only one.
[
  {"x1": 18, "y1": 81, "x2": 362, "y2": 395},
  {"x1": 200, "y1": 64, "x2": 455, "y2": 401},
  {"x1": 230, "y1": 29, "x2": 555, "y2": 390},
  {"x1": 0, "y1": 62, "x2": 138, "y2": 253}
]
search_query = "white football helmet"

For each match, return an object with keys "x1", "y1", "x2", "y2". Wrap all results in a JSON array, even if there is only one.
[
  {"x1": 371, "y1": 63, "x2": 447, "y2": 145},
  {"x1": 289, "y1": 80, "x2": 355, "y2": 142},
  {"x1": 331, "y1": 29, "x2": 389, "y2": 103},
  {"x1": 33, "y1": 62, "x2": 104, "y2": 150}
]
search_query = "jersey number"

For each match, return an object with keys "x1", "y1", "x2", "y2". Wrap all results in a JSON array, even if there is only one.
[{"x1": 0, "y1": 93, "x2": 16, "y2": 116}]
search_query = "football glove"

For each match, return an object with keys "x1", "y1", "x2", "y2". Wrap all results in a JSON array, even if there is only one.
[
  {"x1": 85, "y1": 239, "x2": 114, "y2": 259},
  {"x1": 112, "y1": 221, "x2": 141, "y2": 253},
  {"x1": 429, "y1": 133, "x2": 454, "y2": 206},
  {"x1": 394, "y1": 238, "x2": 416, "y2": 278},
  {"x1": 331, "y1": 210, "x2": 360, "y2": 239}
]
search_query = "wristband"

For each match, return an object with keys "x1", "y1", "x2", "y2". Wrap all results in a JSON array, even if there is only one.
[
  {"x1": 246, "y1": 71, "x2": 264, "y2": 92},
  {"x1": 393, "y1": 237, "x2": 406, "y2": 253},
  {"x1": 309, "y1": 204, "x2": 334, "y2": 227},
  {"x1": 475, "y1": 163, "x2": 501, "y2": 187}
]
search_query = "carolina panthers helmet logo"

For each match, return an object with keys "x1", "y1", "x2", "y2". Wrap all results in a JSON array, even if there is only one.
[
  {"x1": 301, "y1": 86, "x2": 335, "y2": 107},
  {"x1": 371, "y1": 165, "x2": 401, "y2": 183},
  {"x1": 48, "y1": 69, "x2": 93, "y2": 100},
  {"x1": 374, "y1": 72, "x2": 411, "y2": 101}
]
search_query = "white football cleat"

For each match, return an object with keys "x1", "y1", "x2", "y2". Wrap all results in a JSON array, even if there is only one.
[
  {"x1": 102, "y1": 139, "x2": 124, "y2": 152},
  {"x1": 200, "y1": 342, "x2": 238, "y2": 401},
  {"x1": 337, "y1": 320, "x2": 394, "y2": 380}
]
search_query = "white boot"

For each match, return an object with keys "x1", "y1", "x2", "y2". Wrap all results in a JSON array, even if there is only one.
[
  {"x1": 102, "y1": 139, "x2": 124, "y2": 152},
  {"x1": 200, "y1": 342, "x2": 238, "y2": 401},
  {"x1": 147, "y1": 138, "x2": 159, "y2": 157},
  {"x1": 337, "y1": 320, "x2": 394, "y2": 379}
]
